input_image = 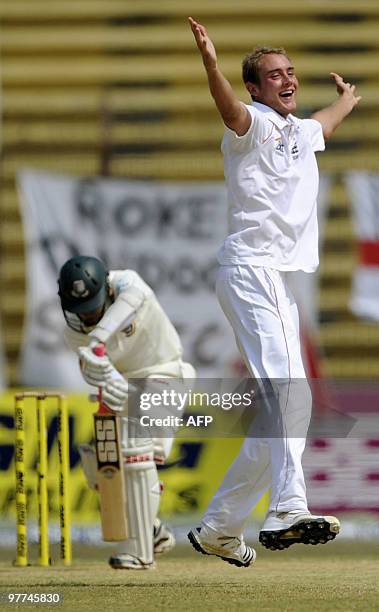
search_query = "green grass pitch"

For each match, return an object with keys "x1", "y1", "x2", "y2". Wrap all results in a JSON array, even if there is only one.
[{"x1": 0, "y1": 541, "x2": 378, "y2": 611}]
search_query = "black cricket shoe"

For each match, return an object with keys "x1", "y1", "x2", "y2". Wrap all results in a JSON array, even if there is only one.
[{"x1": 259, "y1": 511, "x2": 340, "y2": 551}]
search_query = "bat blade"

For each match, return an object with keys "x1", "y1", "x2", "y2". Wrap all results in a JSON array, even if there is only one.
[{"x1": 94, "y1": 409, "x2": 128, "y2": 541}]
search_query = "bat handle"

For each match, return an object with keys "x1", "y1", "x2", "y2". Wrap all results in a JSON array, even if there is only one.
[
  {"x1": 93, "y1": 343, "x2": 106, "y2": 357},
  {"x1": 97, "y1": 388, "x2": 111, "y2": 414},
  {"x1": 92, "y1": 343, "x2": 110, "y2": 413}
]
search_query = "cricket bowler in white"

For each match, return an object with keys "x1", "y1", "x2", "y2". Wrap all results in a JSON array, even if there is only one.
[
  {"x1": 188, "y1": 17, "x2": 361, "y2": 567},
  {"x1": 58, "y1": 256, "x2": 195, "y2": 569}
]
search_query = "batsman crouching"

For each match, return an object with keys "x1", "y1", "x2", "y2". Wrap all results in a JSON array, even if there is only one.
[{"x1": 58, "y1": 255, "x2": 196, "y2": 570}]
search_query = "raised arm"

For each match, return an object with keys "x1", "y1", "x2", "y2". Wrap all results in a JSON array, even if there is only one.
[
  {"x1": 311, "y1": 73, "x2": 361, "y2": 140},
  {"x1": 188, "y1": 17, "x2": 251, "y2": 136}
]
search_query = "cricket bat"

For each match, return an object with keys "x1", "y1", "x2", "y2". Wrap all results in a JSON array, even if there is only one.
[{"x1": 93, "y1": 345, "x2": 128, "y2": 541}]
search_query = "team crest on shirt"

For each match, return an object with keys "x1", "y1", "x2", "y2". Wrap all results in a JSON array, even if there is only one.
[
  {"x1": 275, "y1": 140, "x2": 299, "y2": 160},
  {"x1": 122, "y1": 322, "x2": 136, "y2": 336},
  {"x1": 291, "y1": 143, "x2": 299, "y2": 159}
]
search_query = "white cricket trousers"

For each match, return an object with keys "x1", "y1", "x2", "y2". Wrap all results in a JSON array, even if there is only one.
[{"x1": 203, "y1": 265, "x2": 312, "y2": 536}]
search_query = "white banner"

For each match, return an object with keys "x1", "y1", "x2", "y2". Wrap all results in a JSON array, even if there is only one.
[
  {"x1": 345, "y1": 172, "x2": 379, "y2": 321},
  {"x1": 17, "y1": 170, "x2": 239, "y2": 388}
]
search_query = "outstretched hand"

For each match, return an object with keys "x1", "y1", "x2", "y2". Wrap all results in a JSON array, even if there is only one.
[
  {"x1": 330, "y1": 72, "x2": 362, "y2": 110},
  {"x1": 188, "y1": 16, "x2": 217, "y2": 70}
]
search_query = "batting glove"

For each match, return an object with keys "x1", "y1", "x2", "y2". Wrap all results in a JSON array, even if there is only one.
[
  {"x1": 78, "y1": 345, "x2": 114, "y2": 386},
  {"x1": 101, "y1": 378, "x2": 129, "y2": 412}
]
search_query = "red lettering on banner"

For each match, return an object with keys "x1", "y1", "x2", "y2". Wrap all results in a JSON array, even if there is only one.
[
  {"x1": 311, "y1": 471, "x2": 330, "y2": 482},
  {"x1": 358, "y1": 241, "x2": 379, "y2": 266},
  {"x1": 310, "y1": 438, "x2": 330, "y2": 449},
  {"x1": 366, "y1": 439, "x2": 379, "y2": 448},
  {"x1": 366, "y1": 472, "x2": 379, "y2": 481}
]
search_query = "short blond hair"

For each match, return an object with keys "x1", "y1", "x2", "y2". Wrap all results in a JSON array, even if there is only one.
[{"x1": 242, "y1": 46, "x2": 289, "y2": 84}]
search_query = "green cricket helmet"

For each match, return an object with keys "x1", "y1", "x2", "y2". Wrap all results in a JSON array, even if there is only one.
[{"x1": 58, "y1": 256, "x2": 109, "y2": 331}]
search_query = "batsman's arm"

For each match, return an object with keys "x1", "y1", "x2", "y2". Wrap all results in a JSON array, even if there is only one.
[
  {"x1": 311, "y1": 72, "x2": 362, "y2": 140},
  {"x1": 189, "y1": 16, "x2": 251, "y2": 136},
  {"x1": 88, "y1": 294, "x2": 136, "y2": 345}
]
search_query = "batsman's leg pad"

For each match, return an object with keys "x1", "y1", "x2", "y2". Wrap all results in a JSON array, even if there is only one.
[
  {"x1": 78, "y1": 444, "x2": 98, "y2": 491},
  {"x1": 153, "y1": 437, "x2": 174, "y2": 464},
  {"x1": 116, "y1": 426, "x2": 160, "y2": 565}
]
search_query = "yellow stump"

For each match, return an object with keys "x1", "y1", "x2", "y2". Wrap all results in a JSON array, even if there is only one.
[
  {"x1": 14, "y1": 392, "x2": 72, "y2": 566},
  {"x1": 57, "y1": 396, "x2": 72, "y2": 565},
  {"x1": 14, "y1": 397, "x2": 28, "y2": 567},
  {"x1": 36, "y1": 397, "x2": 49, "y2": 567}
]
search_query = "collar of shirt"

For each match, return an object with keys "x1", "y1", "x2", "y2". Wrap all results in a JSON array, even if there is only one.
[{"x1": 252, "y1": 101, "x2": 300, "y2": 132}]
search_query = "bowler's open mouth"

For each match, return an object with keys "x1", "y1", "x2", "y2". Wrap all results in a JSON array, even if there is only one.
[{"x1": 279, "y1": 89, "x2": 295, "y2": 99}]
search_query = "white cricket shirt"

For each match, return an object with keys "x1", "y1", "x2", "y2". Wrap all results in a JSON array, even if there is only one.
[
  {"x1": 218, "y1": 102, "x2": 325, "y2": 272},
  {"x1": 64, "y1": 270, "x2": 190, "y2": 378}
]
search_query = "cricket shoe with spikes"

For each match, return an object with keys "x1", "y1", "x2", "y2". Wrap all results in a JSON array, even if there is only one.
[
  {"x1": 259, "y1": 511, "x2": 340, "y2": 551},
  {"x1": 109, "y1": 553, "x2": 155, "y2": 570},
  {"x1": 153, "y1": 518, "x2": 176, "y2": 555},
  {"x1": 188, "y1": 525, "x2": 256, "y2": 568}
]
